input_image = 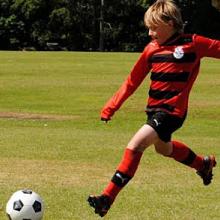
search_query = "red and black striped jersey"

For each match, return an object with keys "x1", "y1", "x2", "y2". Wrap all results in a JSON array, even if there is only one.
[{"x1": 101, "y1": 33, "x2": 220, "y2": 119}]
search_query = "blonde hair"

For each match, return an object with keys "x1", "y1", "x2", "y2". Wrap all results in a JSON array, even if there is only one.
[{"x1": 144, "y1": 0, "x2": 183, "y2": 32}]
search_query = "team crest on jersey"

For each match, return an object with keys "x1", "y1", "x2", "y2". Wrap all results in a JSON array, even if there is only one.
[{"x1": 173, "y1": 46, "x2": 184, "y2": 59}]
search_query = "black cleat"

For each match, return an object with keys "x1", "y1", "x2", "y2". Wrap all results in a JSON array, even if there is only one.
[
  {"x1": 196, "y1": 155, "x2": 216, "y2": 185},
  {"x1": 87, "y1": 195, "x2": 111, "y2": 217}
]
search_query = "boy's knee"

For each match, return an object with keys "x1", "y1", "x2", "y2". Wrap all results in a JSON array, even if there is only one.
[
  {"x1": 154, "y1": 144, "x2": 172, "y2": 156},
  {"x1": 127, "y1": 144, "x2": 147, "y2": 153},
  {"x1": 155, "y1": 146, "x2": 165, "y2": 155}
]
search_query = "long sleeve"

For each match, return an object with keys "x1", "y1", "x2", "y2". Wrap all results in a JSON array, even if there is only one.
[
  {"x1": 101, "y1": 49, "x2": 151, "y2": 120},
  {"x1": 194, "y1": 34, "x2": 220, "y2": 59}
]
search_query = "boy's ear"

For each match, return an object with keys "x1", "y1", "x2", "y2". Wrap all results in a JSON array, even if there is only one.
[{"x1": 167, "y1": 20, "x2": 174, "y2": 27}]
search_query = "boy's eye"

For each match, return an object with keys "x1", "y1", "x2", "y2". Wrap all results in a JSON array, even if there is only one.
[{"x1": 148, "y1": 26, "x2": 157, "y2": 31}]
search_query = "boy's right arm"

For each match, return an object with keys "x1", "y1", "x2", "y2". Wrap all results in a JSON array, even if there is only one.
[
  {"x1": 194, "y1": 35, "x2": 220, "y2": 59},
  {"x1": 101, "y1": 49, "x2": 151, "y2": 122}
]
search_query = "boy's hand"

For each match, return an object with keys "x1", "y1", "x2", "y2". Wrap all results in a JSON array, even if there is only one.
[
  {"x1": 101, "y1": 117, "x2": 111, "y2": 123},
  {"x1": 100, "y1": 111, "x2": 111, "y2": 123}
]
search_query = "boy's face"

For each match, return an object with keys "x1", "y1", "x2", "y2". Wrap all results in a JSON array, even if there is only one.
[{"x1": 148, "y1": 21, "x2": 175, "y2": 45}]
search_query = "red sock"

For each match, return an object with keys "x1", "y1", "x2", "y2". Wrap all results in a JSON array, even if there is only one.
[
  {"x1": 102, "y1": 148, "x2": 143, "y2": 202},
  {"x1": 169, "y1": 140, "x2": 203, "y2": 170}
]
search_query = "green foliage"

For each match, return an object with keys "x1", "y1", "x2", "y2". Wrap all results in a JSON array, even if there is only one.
[
  {"x1": 0, "y1": 0, "x2": 219, "y2": 51},
  {"x1": 189, "y1": 0, "x2": 220, "y2": 39},
  {"x1": 0, "y1": 14, "x2": 25, "y2": 49},
  {"x1": 12, "y1": 0, "x2": 46, "y2": 20},
  {"x1": 103, "y1": 0, "x2": 149, "y2": 51}
]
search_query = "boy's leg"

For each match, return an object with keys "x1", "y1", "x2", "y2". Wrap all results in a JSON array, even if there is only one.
[
  {"x1": 88, "y1": 125, "x2": 158, "y2": 217},
  {"x1": 151, "y1": 110, "x2": 217, "y2": 186},
  {"x1": 168, "y1": 140, "x2": 204, "y2": 170},
  {"x1": 170, "y1": 140, "x2": 216, "y2": 185},
  {"x1": 102, "y1": 148, "x2": 143, "y2": 201},
  {"x1": 155, "y1": 140, "x2": 216, "y2": 185}
]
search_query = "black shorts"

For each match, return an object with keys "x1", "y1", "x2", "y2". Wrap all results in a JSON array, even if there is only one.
[{"x1": 146, "y1": 111, "x2": 186, "y2": 143}]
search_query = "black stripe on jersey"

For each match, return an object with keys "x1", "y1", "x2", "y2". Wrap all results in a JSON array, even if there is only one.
[
  {"x1": 149, "y1": 89, "x2": 179, "y2": 100},
  {"x1": 149, "y1": 53, "x2": 196, "y2": 63},
  {"x1": 147, "y1": 104, "x2": 175, "y2": 112},
  {"x1": 151, "y1": 72, "x2": 190, "y2": 82}
]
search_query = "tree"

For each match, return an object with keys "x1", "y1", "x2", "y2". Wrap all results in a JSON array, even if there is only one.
[
  {"x1": 184, "y1": 0, "x2": 220, "y2": 39},
  {"x1": 67, "y1": 0, "x2": 98, "y2": 50},
  {"x1": 101, "y1": 0, "x2": 150, "y2": 51},
  {"x1": 0, "y1": 0, "x2": 219, "y2": 50}
]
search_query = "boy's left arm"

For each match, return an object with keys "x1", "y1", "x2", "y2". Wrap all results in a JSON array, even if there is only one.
[
  {"x1": 194, "y1": 35, "x2": 220, "y2": 59},
  {"x1": 101, "y1": 49, "x2": 151, "y2": 121}
]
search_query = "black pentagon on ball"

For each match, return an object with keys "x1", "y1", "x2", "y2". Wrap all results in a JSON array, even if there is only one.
[
  {"x1": 13, "y1": 200, "x2": 24, "y2": 211},
  {"x1": 33, "y1": 200, "x2": 42, "y2": 212},
  {"x1": 22, "y1": 189, "x2": 33, "y2": 194}
]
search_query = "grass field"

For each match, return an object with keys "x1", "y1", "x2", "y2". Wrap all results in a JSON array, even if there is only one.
[{"x1": 0, "y1": 51, "x2": 219, "y2": 220}]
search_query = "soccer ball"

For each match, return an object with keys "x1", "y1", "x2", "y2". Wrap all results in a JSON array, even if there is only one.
[{"x1": 6, "y1": 189, "x2": 44, "y2": 220}]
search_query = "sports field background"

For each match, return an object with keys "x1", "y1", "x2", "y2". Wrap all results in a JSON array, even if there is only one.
[{"x1": 0, "y1": 51, "x2": 219, "y2": 219}]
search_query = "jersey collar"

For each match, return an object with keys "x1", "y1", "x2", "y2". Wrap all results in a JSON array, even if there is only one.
[{"x1": 161, "y1": 32, "x2": 181, "y2": 46}]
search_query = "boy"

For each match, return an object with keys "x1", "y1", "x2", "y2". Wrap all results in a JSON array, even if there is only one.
[{"x1": 88, "y1": 0, "x2": 220, "y2": 217}]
